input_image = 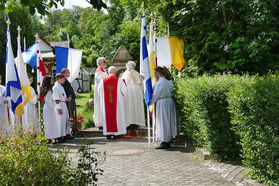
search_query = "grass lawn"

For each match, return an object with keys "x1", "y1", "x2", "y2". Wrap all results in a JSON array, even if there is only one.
[{"x1": 75, "y1": 92, "x2": 94, "y2": 129}]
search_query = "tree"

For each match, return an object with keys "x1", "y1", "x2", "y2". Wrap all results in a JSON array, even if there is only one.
[
  {"x1": 158, "y1": 0, "x2": 279, "y2": 75},
  {"x1": 1, "y1": 0, "x2": 107, "y2": 15},
  {"x1": 0, "y1": 3, "x2": 35, "y2": 81}
]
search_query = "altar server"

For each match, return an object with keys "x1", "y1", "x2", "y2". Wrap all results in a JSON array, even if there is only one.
[
  {"x1": 151, "y1": 66, "x2": 177, "y2": 149},
  {"x1": 53, "y1": 73, "x2": 70, "y2": 140},
  {"x1": 40, "y1": 76, "x2": 60, "y2": 141}
]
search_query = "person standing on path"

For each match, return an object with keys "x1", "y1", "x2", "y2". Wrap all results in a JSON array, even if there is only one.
[
  {"x1": 22, "y1": 73, "x2": 39, "y2": 135},
  {"x1": 151, "y1": 66, "x2": 177, "y2": 149},
  {"x1": 61, "y1": 68, "x2": 76, "y2": 139},
  {"x1": 93, "y1": 57, "x2": 109, "y2": 129},
  {"x1": 98, "y1": 66, "x2": 127, "y2": 139},
  {"x1": 40, "y1": 76, "x2": 60, "y2": 143},
  {"x1": 121, "y1": 61, "x2": 145, "y2": 129},
  {"x1": 53, "y1": 73, "x2": 71, "y2": 142}
]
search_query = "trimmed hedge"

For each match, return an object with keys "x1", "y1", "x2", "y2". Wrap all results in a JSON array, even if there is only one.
[
  {"x1": 175, "y1": 74, "x2": 246, "y2": 161},
  {"x1": 227, "y1": 75, "x2": 279, "y2": 185},
  {"x1": 175, "y1": 74, "x2": 279, "y2": 184}
]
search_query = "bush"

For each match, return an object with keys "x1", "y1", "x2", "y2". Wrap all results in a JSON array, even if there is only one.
[
  {"x1": 227, "y1": 75, "x2": 279, "y2": 184},
  {"x1": 174, "y1": 74, "x2": 246, "y2": 161},
  {"x1": 0, "y1": 132, "x2": 105, "y2": 185}
]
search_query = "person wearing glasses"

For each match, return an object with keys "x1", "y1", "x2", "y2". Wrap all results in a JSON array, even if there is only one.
[{"x1": 93, "y1": 57, "x2": 109, "y2": 130}]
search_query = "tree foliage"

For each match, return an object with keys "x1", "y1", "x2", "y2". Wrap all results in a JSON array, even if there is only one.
[
  {"x1": 158, "y1": 0, "x2": 279, "y2": 75},
  {"x1": 0, "y1": 3, "x2": 35, "y2": 81}
]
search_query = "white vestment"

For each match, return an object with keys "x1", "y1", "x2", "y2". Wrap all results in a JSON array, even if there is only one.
[
  {"x1": 99, "y1": 75, "x2": 127, "y2": 135},
  {"x1": 43, "y1": 91, "x2": 60, "y2": 139},
  {"x1": 121, "y1": 69, "x2": 145, "y2": 127},
  {"x1": 93, "y1": 67, "x2": 108, "y2": 127},
  {"x1": 151, "y1": 77, "x2": 177, "y2": 142},
  {"x1": 22, "y1": 86, "x2": 39, "y2": 134},
  {"x1": 53, "y1": 82, "x2": 70, "y2": 137},
  {"x1": 0, "y1": 85, "x2": 13, "y2": 139}
]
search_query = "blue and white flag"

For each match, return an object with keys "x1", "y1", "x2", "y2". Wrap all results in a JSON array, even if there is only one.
[
  {"x1": 5, "y1": 28, "x2": 24, "y2": 116},
  {"x1": 140, "y1": 13, "x2": 153, "y2": 106},
  {"x1": 23, "y1": 43, "x2": 37, "y2": 68},
  {"x1": 55, "y1": 46, "x2": 83, "y2": 83}
]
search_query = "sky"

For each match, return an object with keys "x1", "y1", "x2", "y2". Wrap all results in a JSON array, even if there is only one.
[{"x1": 57, "y1": 0, "x2": 92, "y2": 9}]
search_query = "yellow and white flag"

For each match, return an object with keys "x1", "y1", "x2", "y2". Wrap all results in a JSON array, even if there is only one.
[
  {"x1": 16, "y1": 28, "x2": 33, "y2": 107},
  {"x1": 157, "y1": 36, "x2": 185, "y2": 71},
  {"x1": 148, "y1": 22, "x2": 156, "y2": 86}
]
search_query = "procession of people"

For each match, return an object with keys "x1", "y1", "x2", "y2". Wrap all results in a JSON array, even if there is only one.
[
  {"x1": 0, "y1": 55, "x2": 177, "y2": 149},
  {"x1": 93, "y1": 57, "x2": 178, "y2": 149}
]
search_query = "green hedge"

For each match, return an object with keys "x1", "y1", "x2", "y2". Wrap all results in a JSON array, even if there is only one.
[
  {"x1": 175, "y1": 74, "x2": 245, "y2": 161},
  {"x1": 227, "y1": 75, "x2": 279, "y2": 185},
  {"x1": 175, "y1": 74, "x2": 279, "y2": 184}
]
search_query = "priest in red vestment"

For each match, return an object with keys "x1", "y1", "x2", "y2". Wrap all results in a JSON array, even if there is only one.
[{"x1": 98, "y1": 66, "x2": 127, "y2": 139}]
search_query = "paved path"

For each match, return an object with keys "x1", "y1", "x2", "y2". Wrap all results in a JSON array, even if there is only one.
[{"x1": 53, "y1": 137, "x2": 238, "y2": 186}]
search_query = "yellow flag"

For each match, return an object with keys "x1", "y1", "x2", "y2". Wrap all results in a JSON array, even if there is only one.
[
  {"x1": 148, "y1": 22, "x2": 156, "y2": 86},
  {"x1": 168, "y1": 36, "x2": 186, "y2": 71},
  {"x1": 16, "y1": 35, "x2": 33, "y2": 111}
]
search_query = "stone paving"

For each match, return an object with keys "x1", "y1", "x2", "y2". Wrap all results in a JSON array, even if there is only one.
[{"x1": 52, "y1": 136, "x2": 239, "y2": 186}]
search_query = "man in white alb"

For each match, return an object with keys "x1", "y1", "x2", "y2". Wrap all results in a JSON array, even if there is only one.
[
  {"x1": 98, "y1": 66, "x2": 127, "y2": 139},
  {"x1": 121, "y1": 61, "x2": 145, "y2": 129},
  {"x1": 93, "y1": 57, "x2": 108, "y2": 129}
]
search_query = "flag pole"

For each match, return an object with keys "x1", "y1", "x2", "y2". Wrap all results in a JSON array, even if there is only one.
[
  {"x1": 36, "y1": 33, "x2": 41, "y2": 125},
  {"x1": 147, "y1": 106, "x2": 151, "y2": 147},
  {"x1": 17, "y1": 25, "x2": 24, "y2": 132},
  {"x1": 150, "y1": 13, "x2": 155, "y2": 143}
]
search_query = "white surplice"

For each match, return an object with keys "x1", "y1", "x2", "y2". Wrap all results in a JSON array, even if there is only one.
[
  {"x1": 22, "y1": 86, "x2": 39, "y2": 134},
  {"x1": 53, "y1": 82, "x2": 70, "y2": 137},
  {"x1": 151, "y1": 77, "x2": 177, "y2": 142},
  {"x1": 93, "y1": 67, "x2": 108, "y2": 127},
  {"x1": 121, "y1": 69, "x2": 145, "y2": 127},
  {"x1": 43, "y1": 91, "x2": 60, "y2": 139},
  {"x1": 99, "y1": 75, "x2": 127, "y2": 135}
]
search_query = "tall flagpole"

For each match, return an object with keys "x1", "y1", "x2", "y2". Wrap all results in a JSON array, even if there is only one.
[
  {"x1": 154, "y1": 19, "x2": 158, "y2": 142},
  {"x1": 36, "y1": 33, "x2": 41, "y2": 124}
]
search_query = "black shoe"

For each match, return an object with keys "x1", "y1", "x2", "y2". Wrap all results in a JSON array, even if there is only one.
[
  {"x1": 67, "y1": 135, "x2": 74, "y2": 140},
  {"x1": 155, "y1": 142, "x2": 171, "y2": 149},
  {"x1": 106, "y1": 135, "x2": 112, "y2": 140},
  {"x1": 56, "y1": 137, "x2": 63, "y2": 143},
  {"x1": 127, "y1": 124, "x2": 139, "y2": 130},
  {"x1": 99, "y1": 127, "x2": 103, "y2": 130}
]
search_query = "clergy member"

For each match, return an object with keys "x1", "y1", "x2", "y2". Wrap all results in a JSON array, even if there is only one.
[
  {"x1": 151, "y1": 66, "x2": 177, "y2": 149},
  {"x1": 53, "y1": 73, "x2": 71, "y2": 141},
  {"x1": 93, "y1": 57, "x2": 109, "y2": 129},
  {"x1": 99, "y1": 66, "x2": 127, "y2": 139},
  {"x1": 121, "y1": 61, "x2": 145, "y2": 129}
]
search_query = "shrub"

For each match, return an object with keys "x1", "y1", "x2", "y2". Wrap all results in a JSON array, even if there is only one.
[
  {"x1": 227, "y1": 75, "x2": 279, "y2": 184},
  {"x1": 174, "y1": 74, "x2": 246, "y2": 161},
  {"x1": 0, "y1": 132, "x2": 105, "y2": 185}
]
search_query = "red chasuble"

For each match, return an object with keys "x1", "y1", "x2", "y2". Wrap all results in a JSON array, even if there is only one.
[{"x1": 103, "y1": 75, "x2": 119, "y2": 132}]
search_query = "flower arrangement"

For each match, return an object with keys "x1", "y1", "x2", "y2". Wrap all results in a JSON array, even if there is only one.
[
  {"x1": 75, "y1": 115, "x2": 84, "y2": 125},
  {"x1": 88, "y1": 98, "x2": 94, "y2": 105}
]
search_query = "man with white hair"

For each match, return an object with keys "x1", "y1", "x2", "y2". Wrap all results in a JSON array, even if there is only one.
[
  {"x1": 121, "y1": 61, "x2": 145, "y2": 129},
  {"x1": 93, "y1": 57, "x2": 109, "y2": 129},
  {"x1": 98, "y1": 66, "x2": 127, "y2": 139}
]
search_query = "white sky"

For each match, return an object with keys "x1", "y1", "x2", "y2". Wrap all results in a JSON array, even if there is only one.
[{"x1": 57, "y1": 0, "x2": 92, "y2": 9}]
